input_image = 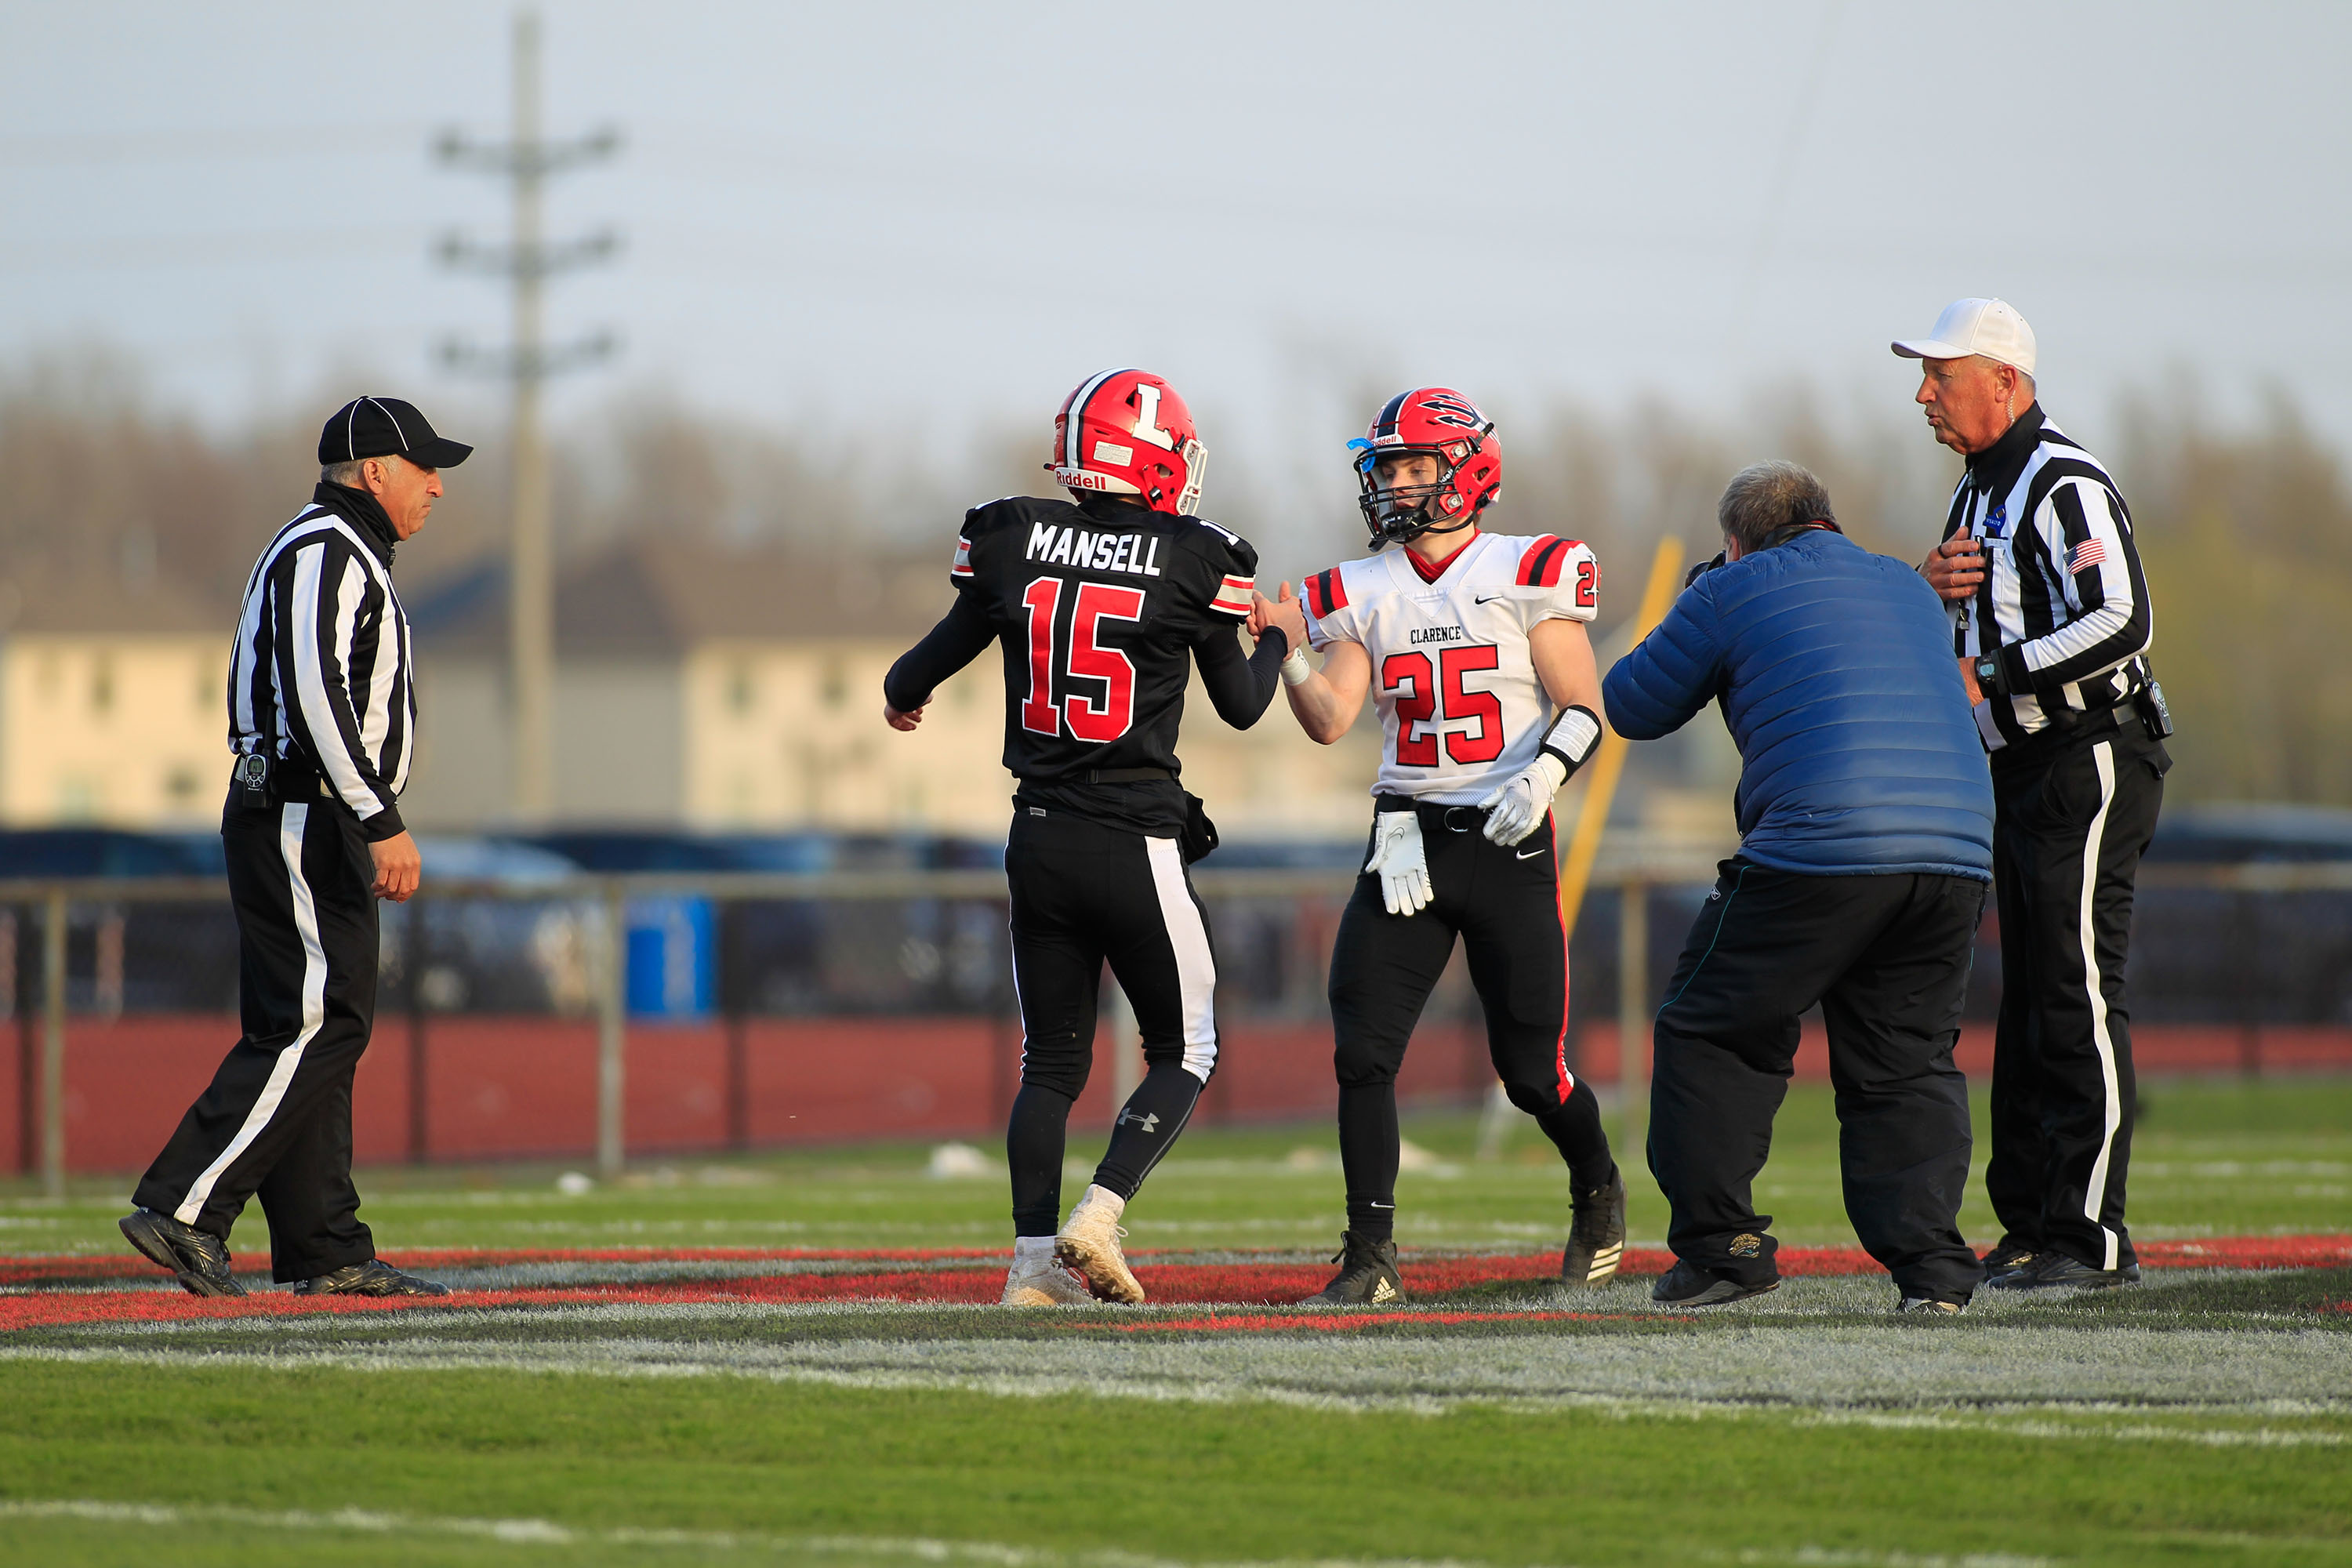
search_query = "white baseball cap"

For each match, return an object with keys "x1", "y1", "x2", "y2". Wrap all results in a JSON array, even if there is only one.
[{"x1": 1892, "y1": 297, "x2": 2037, "y2": 376}]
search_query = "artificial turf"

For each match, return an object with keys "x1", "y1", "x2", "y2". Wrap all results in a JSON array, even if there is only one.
[
  {"x1": 1, "y1": 1361, "x2": 2347, "y2": 1568},
  {"x1": 2, "y1": 1076, "x2": 2346, "y2": 1567}
]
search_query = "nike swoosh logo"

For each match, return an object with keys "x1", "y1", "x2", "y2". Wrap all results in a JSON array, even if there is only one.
[
  {"x1": 1474, "y1": 593, "x2": 1504, "y2": 605},
  {"x1": 1516, "y1": 847, "x2": 1545, "y2": 860}
]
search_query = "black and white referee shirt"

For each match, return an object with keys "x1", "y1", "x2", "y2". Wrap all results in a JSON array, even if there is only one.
[
  {"x1": 227, "y1": 482, "x2": 415, "y2": 839},
  {"x1": 1941, "y1": 404, "x2": 2153, "y2": 753}
]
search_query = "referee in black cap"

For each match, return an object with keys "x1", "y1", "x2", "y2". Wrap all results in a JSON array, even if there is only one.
[{"x1": 119, "y1": 397, "x2": 470, "y2": 1298}]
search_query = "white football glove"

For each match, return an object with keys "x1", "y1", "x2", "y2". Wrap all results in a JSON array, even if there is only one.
[
  {"x1": 1477, "y1": 753, "x2": 1568, "y2": 847},
  {"x1": 1364, "y1": 811, "x2": 1433, "y2": 916}
]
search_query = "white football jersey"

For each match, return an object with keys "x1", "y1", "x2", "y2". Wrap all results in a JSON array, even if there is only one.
[{"x1": 1303, "y1": 532, "x2": 1599, "y2": 804}]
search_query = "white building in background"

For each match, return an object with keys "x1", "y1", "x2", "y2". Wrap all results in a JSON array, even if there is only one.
[
  {"x1": 0, "y1": 572, "x2": 230, "y2": 828},
  {"x1": 400, "y1": 538, "x2": 1383, "y2": 838}
]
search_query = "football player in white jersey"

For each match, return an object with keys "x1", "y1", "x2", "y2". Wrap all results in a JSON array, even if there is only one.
[{"x1": 1253, "y1": 387, "x2": 1624, "y2": 1304}]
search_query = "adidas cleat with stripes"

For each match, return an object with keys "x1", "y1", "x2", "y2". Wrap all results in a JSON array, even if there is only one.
[
  {"x1": 1305, "y1": 1231, "x2": 1402, "y2": 1306},
  {"x1": 1561, "y1": 1170, "x2": 1627, "y2": 1288}
]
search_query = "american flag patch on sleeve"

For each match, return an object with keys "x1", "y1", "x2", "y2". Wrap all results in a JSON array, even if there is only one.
[
  {"x1": 950, "y1": 537, "x2": 974, "y2": 578},
  {"x1": 1210, "y1": 574, "x2": 1254, "y2": 618},
  {"x1": 2067, "y1": 539, "x2": 2108, "y2": 575}
]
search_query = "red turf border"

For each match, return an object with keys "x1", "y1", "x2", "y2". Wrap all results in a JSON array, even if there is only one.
[{"x1": 2, "y1": 1237, "x2": 2345, "y2": 1335}]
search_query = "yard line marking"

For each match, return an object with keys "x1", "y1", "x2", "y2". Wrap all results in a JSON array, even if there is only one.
[{"x1": 0, "y1": 1498, "x2": 1510, "y2": 1567}]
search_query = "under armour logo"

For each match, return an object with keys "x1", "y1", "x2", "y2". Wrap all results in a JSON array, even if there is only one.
[{"x1": 1116, "y1": 1109, "x2": 1160, "y2": 1134}]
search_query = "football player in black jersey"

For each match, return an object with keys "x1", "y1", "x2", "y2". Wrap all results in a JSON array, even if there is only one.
[{"x1": 883, "y1": 368, "x2": 1292, "y2": 1306}]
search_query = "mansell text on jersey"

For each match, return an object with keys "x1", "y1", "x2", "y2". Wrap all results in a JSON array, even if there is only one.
[{"x1": 1027, "y1": 521, "x2": 1164, "y2": 578}]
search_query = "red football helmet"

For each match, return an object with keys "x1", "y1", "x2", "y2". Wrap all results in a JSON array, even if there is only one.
[
  {"x1": 1048, "y1": 368, "x2": 1207, "y2": 516},
  {"x1": 1350, "y1": 387, "x2": 1501, "y2": 546}
]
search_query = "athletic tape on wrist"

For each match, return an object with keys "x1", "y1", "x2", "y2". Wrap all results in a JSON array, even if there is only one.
[
  {"x1": 1279, "y1": 647, "x2": 1314, "y2": 687},
  {"x1": 1540, "y1": 705, "x2": 1602, "y2": 775}
]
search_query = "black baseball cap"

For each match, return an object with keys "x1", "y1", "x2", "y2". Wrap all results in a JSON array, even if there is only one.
[{"x1": 318, "y1": 397, "x2": 474, "y2": 470}]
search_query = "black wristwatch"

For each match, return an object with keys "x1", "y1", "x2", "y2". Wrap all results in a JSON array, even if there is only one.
[{"x1": 1973, "y1": 655, "x2": 2003, "y2": 697}]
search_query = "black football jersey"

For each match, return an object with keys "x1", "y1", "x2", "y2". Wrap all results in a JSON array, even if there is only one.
[{"x1": 953, "y1": 492, "x2": 1255, "y2": 805}]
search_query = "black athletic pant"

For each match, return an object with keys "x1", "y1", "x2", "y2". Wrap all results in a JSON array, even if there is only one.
[
  {"x1": 1004, "y1": 808, "x2": 1218, "y2": 1237},
  {"x1": 133, "y1": 794, "x2": 380, "y2": 1283},
  {"x1": 1986, "y1": 717, "x2": 2167, "y2": 1272},
  {"x1": 1649, "y1": 860, "x2": 1986, "y2": 1302},
  {"x1": 1329, "y1": 802, "x2": 1613, "y2": 1243}
]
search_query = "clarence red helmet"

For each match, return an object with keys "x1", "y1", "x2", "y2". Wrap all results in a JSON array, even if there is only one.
[
  {"x1": 1349, "y1": 387, "x2": 1501, "y2": 546},
  {"x1": 1049, "y1": 368, "x2": 1207, "y2": 517}
]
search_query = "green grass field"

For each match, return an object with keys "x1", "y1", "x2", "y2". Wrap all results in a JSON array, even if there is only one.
[{"x1": 3, "y1": 1076, "x2": 2348, "y2": 1568}]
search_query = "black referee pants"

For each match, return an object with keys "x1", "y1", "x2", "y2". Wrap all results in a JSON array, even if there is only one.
[
  {"x1": 1649, "y1": 860, "x2": 1986, "y2": 1302},
  {"x1": 132, "y1": 795, "x2": 379, "y2": 1283},
  {"x1": 1986, "y1": 719, "x2": 2167, "y2": 1272},
  {"x1": 1003, "y1": 808, "x2": 1219, "y2": 1235}
]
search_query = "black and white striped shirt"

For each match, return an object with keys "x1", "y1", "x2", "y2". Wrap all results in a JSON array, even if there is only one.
[
  {"x1": 227, "y1": 484, "x2": 415, "y2": 837},
  {"x1": 1941, "y1": 405, "x2": 2153, "y2": 753}
]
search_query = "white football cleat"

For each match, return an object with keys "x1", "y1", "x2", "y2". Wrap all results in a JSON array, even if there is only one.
[
  {"x1": 1000, "y1": 1253, "x2": 1094, "y2": 1306},
  {"x1": 1054, "y1": 1184, "x2": 1145, "y2": 1303}
]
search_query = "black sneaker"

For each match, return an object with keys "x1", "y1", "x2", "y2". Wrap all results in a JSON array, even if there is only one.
[
  {"x1": 1651, "y1": 1258, "x2": 1779, "y2": 1307},
  {"x1": 119, "y1": 1208, "x2": 245, "y2": 1298},
  {"x1": 1304, "y1": 1232, "x2": 1402, "y2": 1305},
  {"x1": 1561, "y1": 1171, "x2": 1627, "y2": 1288},
  {"x1": 1986, "y1": 1250, "x2": 2139, "y2": 1291},
  {"x1": 292, "y1": 1259, "x2": 450, "y2": 1297},
  {"x1": 1980, "y1": 1241, "x2": 2038, "y2": 1282}
]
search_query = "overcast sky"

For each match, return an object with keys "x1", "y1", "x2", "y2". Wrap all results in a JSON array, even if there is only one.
[{"x1": 5, "y1": 1, "x2": 2347, "y2": 510}]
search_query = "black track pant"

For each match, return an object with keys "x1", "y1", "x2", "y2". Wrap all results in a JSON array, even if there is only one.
[
  {"x1": 1649, "y1": 860, "x2": 1986, "y2": 1302},
  {"x1": 133, "y1": 796, "x2": 380, "y2": 1283},
  {"x1": 1986, "y1": 719, "x2": 2167, "y2": 1272},
  {"x1": 1328, "y1": 803, "x2": 1613, "y2": 1240},
  {"x1": 1004, "y1": 808, "x2": 1219, "y2": 1236}
]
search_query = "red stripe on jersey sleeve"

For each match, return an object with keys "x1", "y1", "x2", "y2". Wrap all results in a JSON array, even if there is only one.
[
  {"x1": 1305, "y1": 567, "x2": 1348, "y2": 619},
  {"x1": 1517, "y1": 535, "x2": 1564, "y2": 587},
  {"x1": 1209, "y1": 574, "x2": 1254, "y2": 618},
  {"x1": 950, "y1": 538, "x2": 974, "y2": 578}
]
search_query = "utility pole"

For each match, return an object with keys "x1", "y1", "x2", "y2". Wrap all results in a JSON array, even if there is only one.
[{"x1": 434, "y1": 9, "x2": 619, "y2": 824}]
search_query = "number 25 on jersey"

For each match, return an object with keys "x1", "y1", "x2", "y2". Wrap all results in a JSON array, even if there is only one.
[
  {"x1": 1020, "y1": 575, "x2": 1143, "y2": 742},
  {"x1": 1384, "y1": 644, "x2": 1504, "y2": 767}
]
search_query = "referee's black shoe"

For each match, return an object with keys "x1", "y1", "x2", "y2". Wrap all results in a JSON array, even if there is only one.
[
  {"x1": 1652, "y1": 1259, "x2": 1780, "y2": 1307},
  {"x1": 119, "y1": 1208, "x2": 245, "y2": 1298},
  {"x1": 293, "y1": 1259, "x2": 450, "y2": 1297},
  {"x1": 1986, "y1": 1250, "x2": 2140, "y2": 1291},
  {"x1": 1980, "y1": 1240, "x2": 2038, "y2": 1282},
  {"x1": 1561, "y1": 1170, "x2": 1626, "y2": 1288},
  {"x1": 1304, "y1": 1232, "x2": 1401, "y2": 1306}
]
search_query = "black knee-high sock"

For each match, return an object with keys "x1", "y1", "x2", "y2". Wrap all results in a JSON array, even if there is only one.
[
  {"x1": 1007, "y1": 1083, "x2": 1074, "y2": 1236},
  {"x1": 1533, "y1": 1076, "x2": 1617, "y2": 1192},
  {"x1": 1338, "y1": 1081, "x2": 1400, "y2": 1242},
  {"x1": 1092, "y1": 1063, "x2": 1204, "y2": 1201}
]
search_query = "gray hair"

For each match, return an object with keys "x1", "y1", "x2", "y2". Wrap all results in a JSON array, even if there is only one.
[
  {"x1": 321, "y1": 452, "x2": 405, "y2": 488},
  {"x1": 1717, "y1": 460, "x2": 1835, "y2": 555}
]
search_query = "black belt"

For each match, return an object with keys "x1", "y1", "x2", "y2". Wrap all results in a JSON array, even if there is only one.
[
  {"x1": 1375, "y1": 793, "x2": 1489, "y2": 833},
  {"x1": 1991, "y1": 701, "x2": 2132, "y2": 764},
  {"x1": 1029, "y1": 767, "x2": 1175, "y2": 786},
  {"x1": 230, "y1": 752, "x2": 331, "y2": 805}
]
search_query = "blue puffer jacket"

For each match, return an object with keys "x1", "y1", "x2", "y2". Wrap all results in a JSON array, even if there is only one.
[{"x1": 1602, "y1": 530, "x2": 1993, "y2": 880}]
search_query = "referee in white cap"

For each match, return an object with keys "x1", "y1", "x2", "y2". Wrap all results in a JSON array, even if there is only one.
[{"x1": 1896, "y1": 299, "x2": 2171, "y2": 1291}]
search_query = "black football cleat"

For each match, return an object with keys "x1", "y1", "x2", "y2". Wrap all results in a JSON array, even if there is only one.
[
  {"x1": 1986, "y1": 1250, "x2": 2140, "y2": 1291},
  {"x1": 1561, "y1": 1170, "x2": 1627, "y2": 1288},
  {"x1": 119, "y1": 1208, "x2": 245, "y2": 1298},
  {"x1": 1304, "y1": 1231, "x2": 1402, "y2": 1306},
  {"x1": 292, "y1": 1259, "x2": 450, "y2": 1297},
  {"x1": 1651, "y1": 1258, "x2": 1780, "y2": 1307}
]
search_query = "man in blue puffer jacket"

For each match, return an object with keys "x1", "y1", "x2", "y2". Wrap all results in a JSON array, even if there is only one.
[{"x1": 1604, "y1": 461, "x2": 1994, "y2": 1313}]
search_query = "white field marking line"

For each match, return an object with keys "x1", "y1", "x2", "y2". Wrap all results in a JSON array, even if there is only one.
[
  {"x1": 9, "y1": 1343, "x2": 2348, "y2": 1443},
  {"x1": 1730, "y1": 1552, "x2": 2055, "y2": 1568},
  {"x1": 0, "y1": 1499, "x2": 1511, "y2": 1568}
]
